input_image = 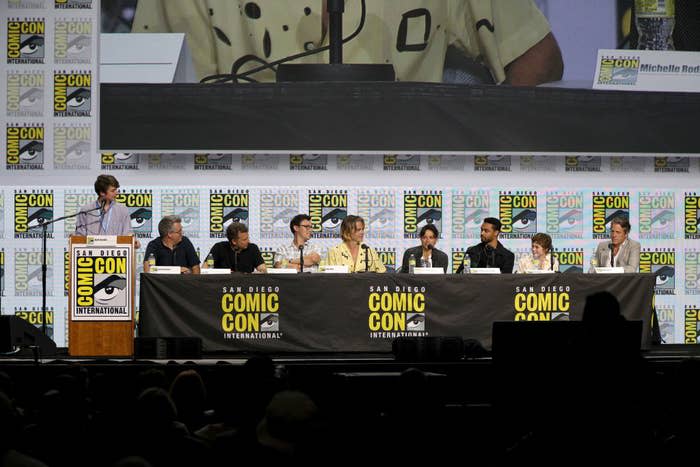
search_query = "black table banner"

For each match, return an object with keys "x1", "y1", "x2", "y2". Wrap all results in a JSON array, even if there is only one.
[{"x1": 139, "y1": 273, "x2": 656, "y2": 353}]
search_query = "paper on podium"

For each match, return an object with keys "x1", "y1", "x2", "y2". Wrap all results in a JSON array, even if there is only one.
[{"x1": 100, "y1": 33, "x2": 197, "y2": 83}]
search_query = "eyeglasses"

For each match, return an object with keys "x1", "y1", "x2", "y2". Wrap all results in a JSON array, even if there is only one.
[{"x1": 299, "y1": 224, "x2": 313, "y2": 229}]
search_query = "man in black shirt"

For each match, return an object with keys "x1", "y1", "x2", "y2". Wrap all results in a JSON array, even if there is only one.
[
  {"x1": 144, "y1": 215, "x2": 201, "y2": 274},
  {"x1": 456, "y1": 217, "x2": 514, "y2": 274},
  {"x1": 205, "y1": 222, "x2": 267, "y2": 273}
]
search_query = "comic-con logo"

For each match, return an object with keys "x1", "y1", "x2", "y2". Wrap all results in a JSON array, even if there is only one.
[
  {"x1": 383, "y1": 154, "x2": 420, "y2": 171},
  {"x1": 241, "y1": 154, "x2": 280, "y2": 170},
  {"x1": 6, "y1": 124, "x2": 44, "y2": 170},
  {"x1": 654, "y1": 156, "x2": 689, "y2": 173},
  {"x1": 260, "y1": 191, "x2": 299, "y2": 239},
  {"x1": 194, "y1": 153, "x2": 232, "y2": 170},
  {"x1": 474, "y1": 155, "x2": 511, "y2": 172},
  {"x1": 290, "y1": 154, "x2": 328, "y2": 171},
  {"x1": 161, "y1": 190, "x2": 200, "y2": 238},
  {"x1": 14, "y1": 189, "x2": 53, "y2": 239},
  {"x1": 685, "y1": 193, "x2": 700, "y2": 240},
  {"x1": 101, "y1": 153, "x2": 139, "y2": 170},
  {"x1": 220, "y1": 285, "x2": 281, "y2": 339},
  {"x1": 55, "y1": 0, "x2": 93, "y2": 9},
  {"x1": 7, "y1": 18, "x2": 45, "y2": 64},
  {"x1": 357, "y1": 191, "x2": 395, "y2": 239},
  {"x1": 428, "y1": 155, "x2": 465, "y2": 171},
  {"x1": 639, "y1": 192, "x2": 674, "y2": 239},
  {"x1": 686, "y1": 250, "x2": 700, "y2": 295},
  {"x1": 14, "y1": 248, "x2": 53, "y2": 296},
  {"x1": 147, "y1": 154, "x2": 186, "y2": 170},
  {"x1": 452, "y1": 191, "x2": 489, "y2": 239},
  {"x1": 116, "y1": 190, "x2": 153, "y2": 238},
  {"x1": 74, "y1": 249, "x2": 129, "y2": 319},
  {"x1": 684, "y1": 306, "x2": 699, "y2": 344},
  {"x1": 546, "y1": 192, "x2": 583, "y2": 239},
  {"x1": 209, "y1": 189, "x2": 249, "y2": 238},
  {"x1": 368, "y1": 285, "x2": 427, "y2": 339},
  {"x1": 609, "y1": 156, "x2": 645, "y2": 172},
  {"x1": 592, "y1": 192, "x2": 629, "y2": 239},
  {"x1": 337, "y1": 154, "x2": 375, "y2": 170},
  {"x1": 259, "y1": 247, "x2": 276, "y2": 270},
  {"x1": 54, "y1": 124, "x2": 91, "y2": 169},
  {"x1": 499, "y1": 191, "x2": 537, "y2": 239},
  {"x1": 54, "y1": 71, "x2": 91, "y2": 116},
  {"x1": 403, "y1": 191, "x2": 442, "y2": 239},
  {"x1": 14, "y1": 309, "x2": 54, "y2": 339},
  {"x1": 451, "y1": 248, "x2": 467, "y2": 273},
  {"x1": 639, "y1": 249, "x2": 675, "y2": 295},
  {"x1": 308, "y1": 190, "x2": 347, "y2": 239},
  {"x1": 376, "y1": 248, "x2": 397, "y2": 273},
  {"x1": 597, "y1": 56, "x2": 640, "y2": 85},
  {"x1": 63, "y1": 189, "x2": 93, "y2": 237},
  {"x1": 520, "y1": 155, "x2": 555, "y2": 172},
  {"x1": 6, "y1": 71, "x2": 43, "y2": 117},
  {"x1": 64, "y1": 248, "x2": 69, "y2": 296},
  {"x1": 565, "y1": 156, "x2": 601, "y2": 172},
  {"x1": 555, "y1": 248, "x2": 584, "y2": 274},
  {"x1": 514, "y1": 285, "x2": 571, "y2": 321},
  {"x1": 54, "y1": 19, "x2": 91, "y2": 63},
  {"x1": 656, "y1": 305, "x2": 674, "y2": 345}
]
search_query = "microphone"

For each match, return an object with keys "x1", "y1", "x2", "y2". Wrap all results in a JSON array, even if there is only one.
[
  {"x1": 361, "y1": 244, "x2": 369, "y2": 272},
  {"x1": 427, "y1": 244, "x2": 434, "y2": 250},
  {"x1": 99, "y1": 198, "x2": 106, "y2": 213},
  {"x1": 299, "y1": 244, "x2": 304, "y2": 274},
  {"x1": 609, "y1": 242, "x2": 615, "y2": 267},
  {"x1": 484, "y1": 244, "x2": 494, "y2": 268}
]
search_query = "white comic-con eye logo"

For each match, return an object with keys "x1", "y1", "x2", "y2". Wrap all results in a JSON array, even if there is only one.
[{"x1": 93, "y1": 274, "x2": 127, "y2": 306}]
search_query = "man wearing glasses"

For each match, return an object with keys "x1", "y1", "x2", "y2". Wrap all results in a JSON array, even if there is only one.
[
  {"x1": 274, "y1": 214, "x2": 322, "y2": 272},
  {"x1": 143, "y1": 215, "x2": 201, "y2": 274}
]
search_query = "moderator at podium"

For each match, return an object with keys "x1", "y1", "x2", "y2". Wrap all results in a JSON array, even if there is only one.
[
  {"x1": 399, "y1": 224, "x2": 448, "y2": 273},
  {"x1": 456, "y1": 217, "x2": 514, "y2": 274},
  {"x1": 591, "y1": 217, "x2": 640, "y2": 273}
]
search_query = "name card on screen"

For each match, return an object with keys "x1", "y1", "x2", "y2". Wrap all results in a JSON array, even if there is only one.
[{"x1": 593, "y1": 49, "x2": 700, "y2": 93}]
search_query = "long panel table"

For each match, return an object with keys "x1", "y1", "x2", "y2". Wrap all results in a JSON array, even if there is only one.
[{"x1": 139, "y1": 273, "x2": 656, "y2": 353}]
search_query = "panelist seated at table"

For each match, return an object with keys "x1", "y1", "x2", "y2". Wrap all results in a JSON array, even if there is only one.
[
  {"x1": 204, "y1": 222, "x2": 267, "y2": 273},
  {"x1": 590, "y1": 217, "x2": 640, "y2": 273},
  {"x1": 273, "y1": 214, "x2": 321, "y2": 272},
  {"x1": 327, "y1": 215, "x2": 386, "y2": 273},
  {"x1": 144, "y1": 215, "x2": 201, "y2": 274},
  {"x1": 455, "y1": 217, "x2": 514, "y2": 274},
  {"x1": 516, "y1": 232, "x2": 559, "y2": 273},
  {"x1": 399, "y1": 224, "x2": 448, "y2": 273}
]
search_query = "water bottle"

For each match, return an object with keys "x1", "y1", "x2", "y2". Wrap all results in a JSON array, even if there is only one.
[
  {"x1": 280, "y1": 256, "x2": 289, "y2": 269},
  {"x1": 318, "y1": 251, "x2": 328, "y2": 271},
  {"x1": 205, "y1": 252, "x2": 215, "y2": 268},
  {"x1": 635, "y1": 0, "x2": 675, "y2": 50},
  {"x1": 462, "y1": 255, "x2": 471, "y2": 274},
  {"x1": 147, "y1": 253, "x2": 156, "y2": 268},
  {"x1": 408, "y1": 254, "x2": 416, "y2": 274},
  {"x1": 590, "y1": 254, "x2": 599, "y2": 273}
]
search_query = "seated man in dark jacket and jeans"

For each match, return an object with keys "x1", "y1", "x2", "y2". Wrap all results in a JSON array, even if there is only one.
[{"x1": 400, "y1": 224, "x2": 449, "y2": 273}]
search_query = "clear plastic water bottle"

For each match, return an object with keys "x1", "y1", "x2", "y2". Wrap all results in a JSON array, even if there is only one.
[
  {"x1": 635, "y1": 0, "x2": 675, "y2": 50},
  {"x1": 147, "y1": 253, "x2": 156, "y2": 268},
  {"x1": 590, "y1": 254, "x2": 599, "y2": 273},
  {"x1": 205, "y1": 252, "x2": 215, "y2": 268},
  {"x1": 318, "y1": 250, "x2": 328, "y2": 272},
  {"x1": 408, "y1": 254, "x2": 416, "y2": 274},
  {"x1": 462, "y1": 255, "x2": 471, "y2": 274}
]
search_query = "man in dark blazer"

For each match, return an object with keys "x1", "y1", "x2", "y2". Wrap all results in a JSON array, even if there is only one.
[
  {"x1": 456, "y1": 217, "x2": 515, "y2": 274},
  {"x1": 400, "y1": 224, "x2": 449, "y2": 273}
]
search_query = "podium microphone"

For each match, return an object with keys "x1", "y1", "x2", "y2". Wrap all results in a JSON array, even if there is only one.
[{"x1": 361, "y1": 244, "x2": 369, "y2": 272}]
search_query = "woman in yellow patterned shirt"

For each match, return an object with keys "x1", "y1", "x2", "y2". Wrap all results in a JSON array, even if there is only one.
[{"x1": 327, "y1": 215, "x2": 386, "y2": 273}]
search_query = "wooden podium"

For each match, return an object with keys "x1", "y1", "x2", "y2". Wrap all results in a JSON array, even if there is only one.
[{"x1": 68, "y1": 236, "x2": 135, "y2": 356}]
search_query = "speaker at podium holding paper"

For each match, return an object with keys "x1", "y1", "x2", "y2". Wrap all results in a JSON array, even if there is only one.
[
  {"x1": 590, "y1": 216, "x2": 640, "y2": 273},
  {"x1": 74, "y1": 174, "x2": 141, "y2": 249}
]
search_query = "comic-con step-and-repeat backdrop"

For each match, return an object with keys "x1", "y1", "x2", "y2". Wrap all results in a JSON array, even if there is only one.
[{"x1": 2, "y1": 2, "x2": 700, "y2": 347}]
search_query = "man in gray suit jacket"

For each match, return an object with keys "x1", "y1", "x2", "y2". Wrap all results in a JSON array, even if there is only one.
[{"x1": 592, "y1": 217, "x2": 640, "y2": 273}]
